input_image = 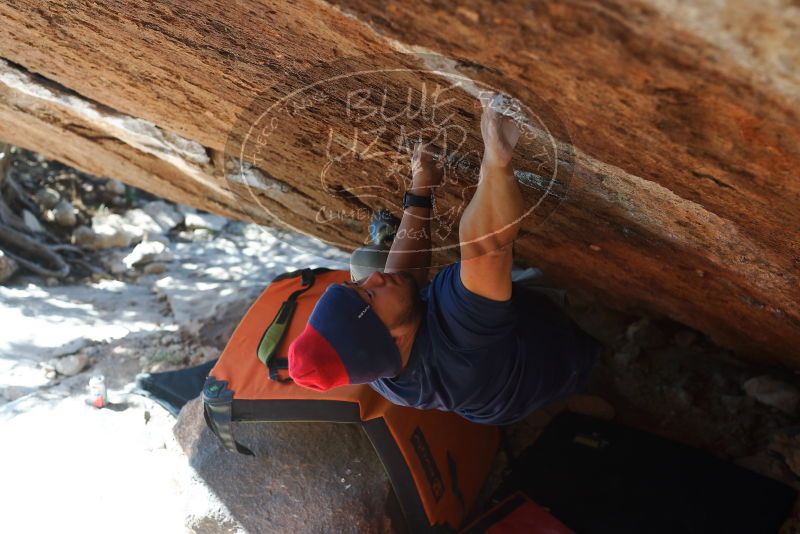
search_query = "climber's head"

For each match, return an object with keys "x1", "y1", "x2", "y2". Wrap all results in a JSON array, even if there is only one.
[
  {"x1": 344, "y1": 270, "x2": 424, "y2": 331},
  {"x1": 288, "y1": 271, "x2": 423, "y2": 391}
]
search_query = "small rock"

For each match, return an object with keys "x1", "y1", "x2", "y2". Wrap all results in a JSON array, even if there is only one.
[
  {"x1": 99, "y1": 250, "x2": 129, "y2": 275},
  {"x1": 91, "y1": 213, "x2": 143, "y2": 249},
  {"x1": 626, "y1": 318, "x2": 666, "y2": 349},
  {"x1": 35, "y1": 187, "x2": 61, "y2": 209},
  {"x1": 45, "y1": 277, "x2": 59, "y2": 287},
  {"x1": 743, "y1": 376, "x2": 800, "y2": 415},
  {"x1": 142, "y1": 201, "x2": 184, "y2": 232},
  {"x1": 53, "y1": 354, "x2": 89, "y2": 376},
  {"x1": 123, "y1": 241, "x2": 174, "y2": 268},
  {"x1": 143, "y1": 262, "x2": 168, "y2": 275},
  {"x1": 184, "y1": 212, "x2": 228, "y2": 232},
  {"x1": 22, "y1": 209, "x2": 45, "y2": 233},
  {"x1": 123, "y1": 208, "x2": 163, "y2": 235},
  {"x1": 72, "y1": 225, "x2": 96, "y2": 247},
  {"x1": 178, "y1": 228, "x2": 213, "y2": 241},
  {"x1": 613, "y1": 341, "x2": 641, "y2": 366},
  {"x1": 107, "y1": 259, "x2": 129, "y2": 275},
  {"x1": 52, "y1": 200, "x2": 77, "y2": 227},
  {"x1": 673, "y1": 329, "x2": 698, "y2": 349},
  {"x1": 0, "y1": 249, "x2": 19, "y2": 283},
  {"x1": 42, "y1": 209, "x2": 56, "y2": 223},
  {"x1": 110, "y1": 195, "x2": 128, "y2": 208},
  {"x1": 104, "y1": 179, "x2": 126, "y2": 196}
]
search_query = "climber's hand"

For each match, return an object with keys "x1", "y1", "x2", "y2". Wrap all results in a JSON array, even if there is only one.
[
  {"x1": 410, "y1": 141, "x2": 444, "y2": 195},
  {"x1": 479, "y1": 92, "x2": 521, "y2": 170}
]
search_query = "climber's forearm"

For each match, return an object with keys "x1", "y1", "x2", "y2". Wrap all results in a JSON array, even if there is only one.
[
  {"x1": 459, "y1": 160, "x2": 523, "y2": 260},
  {"x1": 384, "y1": 184, "x2": 432, "y2": 288}
]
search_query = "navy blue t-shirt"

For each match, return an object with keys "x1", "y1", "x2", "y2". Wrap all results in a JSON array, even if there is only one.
[{"x1": 369, "y1": 263, "x2": 599, "y2": 425}]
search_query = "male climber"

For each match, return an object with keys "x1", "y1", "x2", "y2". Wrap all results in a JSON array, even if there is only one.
[{"x1": 287, "y1": 94, "x2": 600, "y2": 425}]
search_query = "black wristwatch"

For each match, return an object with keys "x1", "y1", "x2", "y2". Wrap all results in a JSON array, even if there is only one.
[{"x1": 403, "y1": 191, "x2": 433, "y2": 210}]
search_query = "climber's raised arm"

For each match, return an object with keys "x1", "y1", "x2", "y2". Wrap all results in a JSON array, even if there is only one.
[
  {"x1": 384, "y1": 142, "x2": 442, "y2": 289},
  {"x1": 458, "y1": 94, "x2": 523, "y2": 302},
  {"x1": 289, "y1": 93, "x2": 600, "y2": 429}
]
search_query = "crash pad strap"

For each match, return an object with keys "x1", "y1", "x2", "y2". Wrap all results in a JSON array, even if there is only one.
[
  {"x1": 202, "y1": 376, "x2": 254, "y2": 456},
  {"x1": 256, "y1": 268, "x2": 317, "y2": 379}
]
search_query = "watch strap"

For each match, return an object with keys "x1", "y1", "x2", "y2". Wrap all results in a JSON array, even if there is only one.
[{"x1": 403, "y1": 191, "x2": 433, "y2": 209}]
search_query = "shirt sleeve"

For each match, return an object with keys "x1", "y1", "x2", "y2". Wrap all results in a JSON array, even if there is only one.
[{"x1": 429, "y1": 262, "x2": 518, "y2": 351}]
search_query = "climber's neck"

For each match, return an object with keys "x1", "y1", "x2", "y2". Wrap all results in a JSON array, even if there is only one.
[{"x1": 391, "y1": 314, "x2": 423, "y2": 371}]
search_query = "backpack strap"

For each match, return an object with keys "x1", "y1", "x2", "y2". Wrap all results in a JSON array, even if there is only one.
[
  {"x1": 256, "y1": 268, "x2": 317, "y2": 381},
  {"x1": 202, "y1": 376, "x2": 254, "y2": 455}
]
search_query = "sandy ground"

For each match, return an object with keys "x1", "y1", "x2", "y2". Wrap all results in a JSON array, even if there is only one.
[{"x1": 0, "y1": 220, "x2": 349, "y2": 534}]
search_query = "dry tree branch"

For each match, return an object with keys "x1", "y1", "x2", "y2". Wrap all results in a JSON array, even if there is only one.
[
  {"x1": 4, "y1": 175, "x2": 42, "y2": 218},
  {"x1": 0, "y1": 146, "x2": 92, "y2": 280},
  {"x1": 0, "y1": 222, "x2": 70, "y2": 278}
]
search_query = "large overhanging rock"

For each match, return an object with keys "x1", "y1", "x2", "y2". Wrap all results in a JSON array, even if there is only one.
[{"x1": 0, "y1": 1, "x2": 798, "y2": 364}]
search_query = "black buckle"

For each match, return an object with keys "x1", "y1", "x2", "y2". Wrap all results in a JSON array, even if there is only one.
[{"x1": 202, "y1": 376, "x2": 254, "y2": 456}]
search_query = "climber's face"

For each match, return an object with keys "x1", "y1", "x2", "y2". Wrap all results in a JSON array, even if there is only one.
[{"x1": 343, "y1": 271, "x2": 423, "y2": 333}]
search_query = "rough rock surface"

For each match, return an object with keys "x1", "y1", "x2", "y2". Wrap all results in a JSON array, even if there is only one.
[
  {"x1": 174, "y1": 397, "x2": 403, "y2": 533},
  {"x1": 0, "y1": 1, "x2": 798, "y2": 364}
]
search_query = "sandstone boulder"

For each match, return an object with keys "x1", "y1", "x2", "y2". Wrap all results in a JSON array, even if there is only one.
[
  {"x1": 0, "y1": 1, "x2": 798, "y2": 365},
  {"x1": 173, "y1": 397, "x2": 404, "y2": 533}
]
